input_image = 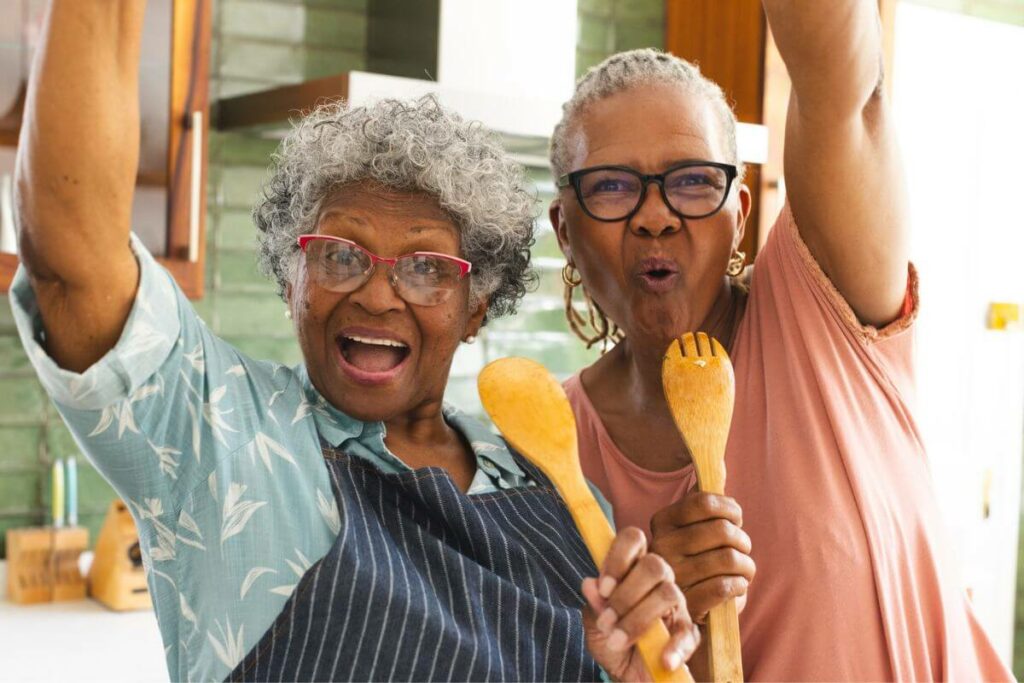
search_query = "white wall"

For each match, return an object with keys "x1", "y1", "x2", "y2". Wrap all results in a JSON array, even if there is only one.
[
  {"x1": 893, "y1": 2, "x2": 1024, "y2": 661},
  {"x1": 438, "y1": 0, "x2": 578, "y2": 102}
]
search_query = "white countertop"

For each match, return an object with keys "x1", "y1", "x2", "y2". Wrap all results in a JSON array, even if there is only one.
[{"x1": 0, "y1": 561, "x2": 167, "y2": 682}]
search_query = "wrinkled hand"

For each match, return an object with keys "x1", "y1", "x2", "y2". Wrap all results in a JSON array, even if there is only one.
[
  {"x1": 650, "y1": 492, "x2": 755, "y2": 624},
  {"x1": 582, "y1": 527, "x2": 700, "y2": 681}
]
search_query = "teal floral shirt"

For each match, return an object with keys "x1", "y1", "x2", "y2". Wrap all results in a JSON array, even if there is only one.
[{"x1": 11, "y1": 235, "x2": 611, "y2": 683}]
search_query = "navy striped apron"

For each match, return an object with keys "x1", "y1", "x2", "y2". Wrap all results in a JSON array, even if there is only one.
[{"x1": 227, "y1": 442, "x2": 603, "y2": 682}]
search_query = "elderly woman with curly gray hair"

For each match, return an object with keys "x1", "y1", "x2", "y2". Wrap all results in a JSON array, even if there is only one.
[{"x1": 10, "y1": 2, "x2": 697, "y2": 682}]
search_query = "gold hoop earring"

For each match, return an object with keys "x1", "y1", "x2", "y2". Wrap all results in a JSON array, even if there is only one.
[
  {"x1": 561, "y1": 262, "x2": 583, "y2": 287},
  {"x1": 727, "y1": 250, "x2": 747, "y2": 277},
  {"x1": 562, "y1": 262, "x2": 624, "y2": 353}
]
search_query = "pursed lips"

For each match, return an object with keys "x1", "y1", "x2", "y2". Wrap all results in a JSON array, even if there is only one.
[{"x1": 633, "y1": 257, "x2": 681, "y2": 293}]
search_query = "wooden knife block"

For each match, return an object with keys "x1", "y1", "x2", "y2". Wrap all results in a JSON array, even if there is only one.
[
  {"x1": 6, "y1": 526, "x2": 89, "y2": 605},
  {"x1": 88, "y1": 500, "x2": 152, "y2": 611}
]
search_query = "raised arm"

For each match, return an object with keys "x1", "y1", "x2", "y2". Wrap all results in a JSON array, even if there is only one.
[
  {"x1": 15, "y1": 0, "x2": 145, "y2": 372},
  {"x1": 763, "y1": 0, "x2": 910, "y2": 327}
]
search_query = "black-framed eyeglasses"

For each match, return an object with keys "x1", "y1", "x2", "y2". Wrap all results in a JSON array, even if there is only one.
[{"x1": 557, "y1": 161, "x2": 738, "y2": 222}]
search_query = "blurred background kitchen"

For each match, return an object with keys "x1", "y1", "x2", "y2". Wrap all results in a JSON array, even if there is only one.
[{"x1": 0, "y1": 0, "x2": 1021, "y2": 680}]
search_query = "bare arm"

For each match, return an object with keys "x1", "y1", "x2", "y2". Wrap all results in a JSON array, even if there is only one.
[
  {"x1": 15, "y1": 0, "x2": 146, "y2": 372},
  {"x1": 763, "y1": 0, "x2": 909, "y2": 327}
]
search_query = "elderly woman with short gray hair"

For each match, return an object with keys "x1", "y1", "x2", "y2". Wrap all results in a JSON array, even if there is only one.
[{"x1": 11, "y1": 2, "x2": 698, "y2": 682}]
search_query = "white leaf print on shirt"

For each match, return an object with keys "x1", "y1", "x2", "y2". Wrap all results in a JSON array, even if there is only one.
[
  {"x1": 88, "y1": 400, "x2": 140, "y2": 439},
  {"x1": 226, "y1": 364, "x2": 246, "y2": 377},
  {"x1": 185, "y1": 401, "x2": 202, "y2": 463},
  {"x1": 207, "y1": 618, "x2": 245, "y2": 669},
  {"x1": 220, "y1": 483, "x2": 267, "y2": 545},
  {"x1": 247, "y1": 432, "x2": 298, "y2": 473},
  {"x1": 316, "y1": 488, "x2": 341, "y2": 535},
  {"x1": 176, "y1": 509, "x2": 205, "y2": 551},
  {"x1": 130, "y1": 373, "x2": 165, "y2": 403},
  {"x1": 148, "y1": 440, "x2": 181, "y2": 480},
  {"x1": 129, "y1": 497, "x2": 176, "y2": 562},
  {"x1": 291, "y1": 393, "x2": 330, "y2": 425},
  {"x1": 270, "y1": 548, "x2": 313, "y2": 596},
  {"x1": 181, "y1": 374, "x2": 240, "y2": 448},
  {"x1": 120, "y1": 320, "x2": 168, "y2": 361},
  {"x1": 203, "y1": 385, "x2": 239, "y2": 446},
  {"x1": 239, "y1": 567, "x2": 277, "y2": 600},
  {"x1": 208, "y1": 471, "x2": 218, "y2": 502},
  {"x1": 180, "y1": 593, "x2": 198, "y2": 630},
  {"x1": 184, "y1": 343, "x2": 205, "y2": 373}
]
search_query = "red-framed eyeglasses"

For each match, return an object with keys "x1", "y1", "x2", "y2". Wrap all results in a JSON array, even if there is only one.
[{"x1": 296, "y1": 234, "x2": 472, "y2": 307}]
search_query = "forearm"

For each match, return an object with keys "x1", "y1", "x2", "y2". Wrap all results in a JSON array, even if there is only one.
[
  {"x1": 762, "y1": 0, "x2": 883, "y2": 116},
  {"x1": 16, "y1": 0, "x2": 146, "y2": 284}
]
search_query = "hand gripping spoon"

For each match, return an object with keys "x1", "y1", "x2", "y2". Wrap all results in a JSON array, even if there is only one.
[
  {"x1": 479, "y1": 357, "x2": 694, "y2": 683},
  {"x1": 662, "y1": 332, "x2": 742, "y2": 683}
]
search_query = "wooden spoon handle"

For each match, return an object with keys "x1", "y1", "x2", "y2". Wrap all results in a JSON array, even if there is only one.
[
  {"x1": 562, "y1": 484, "x2": 694, "y2": 683},
  {"x1": 705, "y1": 598, "x2": 743, "y2": 682},
  {"x1": 635, "y1": 624, "x2": 695, "y2": 683}
]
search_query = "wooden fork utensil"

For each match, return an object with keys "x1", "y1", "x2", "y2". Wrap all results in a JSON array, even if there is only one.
[
  {"x1": 662, "y1": 332, "x2": 742, "y2": 683},
  {"x1": 479, "y1": 357, "x2": 694, "y2": 683}
]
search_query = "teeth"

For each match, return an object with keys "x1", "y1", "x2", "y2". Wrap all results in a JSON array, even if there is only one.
[{"x1": 345, "y1": 335, "x2": 408, "y2": 348}]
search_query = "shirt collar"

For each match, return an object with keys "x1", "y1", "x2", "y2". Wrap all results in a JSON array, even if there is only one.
[
  {"x1": 294, "y1": 364, "x2": 385, "y2": 447},
  {"x1": 294, "y1": 364, "x2": 526, "y2": 481}
]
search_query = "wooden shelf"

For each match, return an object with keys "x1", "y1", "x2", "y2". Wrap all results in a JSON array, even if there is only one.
[{"x1": 215, "y1": 73, "x2": 350, "y2": 131}]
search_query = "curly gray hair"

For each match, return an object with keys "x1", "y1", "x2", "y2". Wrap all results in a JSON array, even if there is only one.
[
  {"x1": 253, "y1": 94, "x2": 537, "y2": 322},
  {"x1": 550, "y1": 48, "x2": 744, "y2": 182}
]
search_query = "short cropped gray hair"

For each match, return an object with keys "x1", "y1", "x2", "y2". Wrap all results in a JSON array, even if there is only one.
[
  {"x1": 550, "y1": 49, "x2": 744, "y2": 181},
  {"x1": 254, "y1": 94, "x2": 537, "y2": 322}
]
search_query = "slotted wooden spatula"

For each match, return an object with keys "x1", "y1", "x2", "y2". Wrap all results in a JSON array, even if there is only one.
[
  {"x1": 662, "y1": 332, "x2": 742, "y2": 683},
  {"x1": 479, "y1": 357, "x2": 694, "y2": 683}
]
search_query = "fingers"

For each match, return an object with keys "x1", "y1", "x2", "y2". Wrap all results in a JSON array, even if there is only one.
[
  {"x1": 650, "y1": 492, "x2": 743, "y2": 537},
  {"x1": 663, "y1": 621, "x2": 701, "y2": 671},
  {"x1": 682, "y1": 575, "x2": 750, "y2": 623},
  {"x1": 673, "y1": 547, "x2": 756, "y2": 590},
  {"x1": 597, "y1": 526, "x2": 648, "y2": 599},
  {"x1": 605, "y1": 552, "x2": 674, "y2": 623},
  {"x1": 654, "y1": 517, "x2": 751, "y2": 557},
  {"x1": 581, "y1": 576, "x2": 605, "y2": 616},
  {"x1": 623, "y1": 589, "x2": 699, "y2": 674}
]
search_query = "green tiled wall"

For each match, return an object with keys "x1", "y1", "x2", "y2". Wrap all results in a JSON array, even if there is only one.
[{"x1": 576, "y1": 0, "x2": 664, "y2": 76}]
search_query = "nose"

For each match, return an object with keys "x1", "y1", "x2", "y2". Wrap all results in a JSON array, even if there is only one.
[
  {"x1": 346, "y1": 263, "x2": 405, "y2": 315},
  {"x1": 628, "y1": 181, "x2": 682, "y2": 238}
]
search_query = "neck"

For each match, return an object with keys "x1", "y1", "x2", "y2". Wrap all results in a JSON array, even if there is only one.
[
  {"x1": 604, "y1": 278, "x2": 741, "y2": 415},
  {"x1": 383, "y1": 398, "x2": 454, "y2": 452}
]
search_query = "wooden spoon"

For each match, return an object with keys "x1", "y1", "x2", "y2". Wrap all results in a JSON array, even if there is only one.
[
  {"x1": 479, "y1": 357, "x2": 694, "y2": 683},
  {"x1": 662, "y1": 332, "x2": 742, "y2": 683}
]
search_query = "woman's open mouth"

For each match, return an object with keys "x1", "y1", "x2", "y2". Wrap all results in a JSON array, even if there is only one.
[
  {"x1": 635, "y1": 258, "x2": 681, "y2": 293},
  {"x1": 336, "y1": 329, "x2": 411, "y2": 385}
]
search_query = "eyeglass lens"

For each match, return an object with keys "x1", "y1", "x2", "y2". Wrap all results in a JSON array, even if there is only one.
[
  {"x1": 577, "y1": 165, "x2": 730, "y2": 220},
  {"x1": 304, "y1": 240, "x2": 463, "y2": 306}
]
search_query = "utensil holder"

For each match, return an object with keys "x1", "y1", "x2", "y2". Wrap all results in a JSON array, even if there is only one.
[{"x1": 5, "y1": 526, "x2": 89, "y2": 605}]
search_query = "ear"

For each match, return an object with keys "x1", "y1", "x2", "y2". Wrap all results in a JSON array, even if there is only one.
[
  {"x1": 550, "y1": 198, "x2": 573, "y2": 263},
  {"x1": 464, "y1": 296, "x2": 488, "y2": 340},
  {"x1": 283, "y1": 282, "x2": 298, "y2": 322},
  {"x1": 733, "y1": 183, "x2": 753, "y2": 252}
]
